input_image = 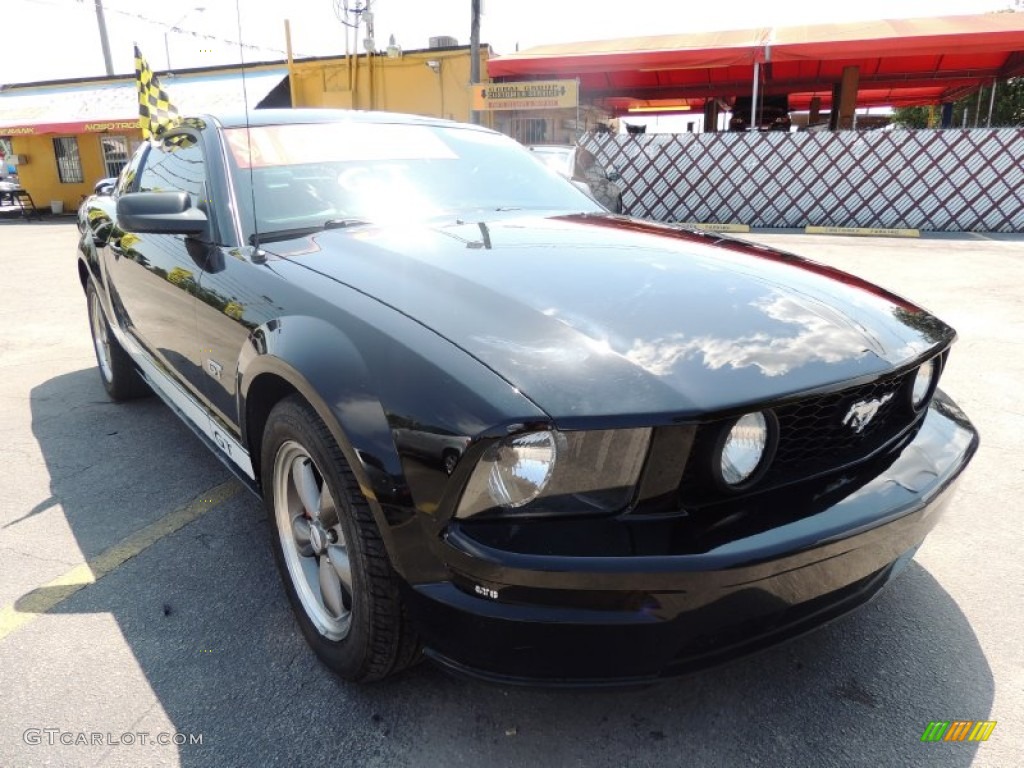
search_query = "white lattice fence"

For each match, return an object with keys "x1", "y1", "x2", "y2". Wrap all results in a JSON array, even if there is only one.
[{"x1": 581, "y1": 129, "x2": 1024, "y2": 232}]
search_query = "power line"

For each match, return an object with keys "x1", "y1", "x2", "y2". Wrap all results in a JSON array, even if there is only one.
[
  {"x1": 99, "y1": 2, "x2": 318, "y2": 59},
  {"x1": 31, "y1": 0, "x2": 319, "y2": 60}
]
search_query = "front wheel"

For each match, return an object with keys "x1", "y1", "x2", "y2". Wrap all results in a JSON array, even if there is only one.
[{"x1": 261, "y1": 395, "x2": 419, "y2": 681}]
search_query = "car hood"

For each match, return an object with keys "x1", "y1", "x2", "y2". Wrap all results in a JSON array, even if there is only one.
[{"x1": 265, "y1": 214, "x2": 954, "y2": 422}]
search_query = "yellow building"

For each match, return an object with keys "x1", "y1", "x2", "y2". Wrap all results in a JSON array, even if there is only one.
[
  {"x1": 291, "y1": 44, "x2": 490, "y2": 124},
  {"x1": 2, "y1": 126, "x2": 142, "y2": 214},
  {"x1": 289, "y1": 45, "x2": 611, "y2": 144},
  {"x1": 0, "y1": 62, "x2": 289, "y2": 213}
]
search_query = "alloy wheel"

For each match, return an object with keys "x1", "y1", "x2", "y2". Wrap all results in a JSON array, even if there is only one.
[{"x1": 273, "y1": 441, "x2": 354, "y2": 641}]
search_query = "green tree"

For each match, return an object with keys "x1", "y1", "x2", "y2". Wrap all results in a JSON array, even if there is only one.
[
  {"x1": 952, "y1": 77, "x2": 1024, "y2": 127},
  {"x1": 892, "y1": 77, "x2": 1024, "y2": 128},
  {"x1": 890, "y1": 106, "x2": 933, "y2": 128}
]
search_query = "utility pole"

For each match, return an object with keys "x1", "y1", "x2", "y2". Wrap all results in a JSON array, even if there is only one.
[
  {"x1": 470, "y1": 0, "x2": 481, "y2": 124},
  {"x1": 93, "y1": 0, "x2": 114, "y2": 76}
]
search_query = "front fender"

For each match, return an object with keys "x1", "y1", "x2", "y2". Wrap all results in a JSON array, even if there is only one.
[
  {"x1": 238, "y1": 315, "x2": 395, "y2": 500},
  {"x1": 236, "y1": 310, "x2": 548, "y2": 582}
]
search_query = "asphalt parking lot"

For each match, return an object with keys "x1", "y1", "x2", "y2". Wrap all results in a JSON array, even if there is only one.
[{"x1": 1, "y1": 220, "x2": 1021, "y2": 768}]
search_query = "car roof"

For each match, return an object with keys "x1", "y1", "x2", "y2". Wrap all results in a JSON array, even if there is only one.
[{"x1": 205, "y1": 108, "x2": 490, "y2": 133}]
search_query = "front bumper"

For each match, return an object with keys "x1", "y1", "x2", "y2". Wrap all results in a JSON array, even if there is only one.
[{"x1": 404, "y1": 392, "x2": 978, "y2": 685}]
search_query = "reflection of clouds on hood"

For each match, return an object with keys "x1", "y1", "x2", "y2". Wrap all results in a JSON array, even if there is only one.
[
  {"x1": 625, "y1": 294, "x2": 879, "y2": 377},
  {"x1": 625, "y1": 336, "x2": 698, "y2": 376},
  {"x1": 471, "y1": 335, "x2": 592, "y2": 366}
]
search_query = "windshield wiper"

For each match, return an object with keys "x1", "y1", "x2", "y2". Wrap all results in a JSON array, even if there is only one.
[
  {"x1": 324, "y1": 217, "x2": 371, "y2": 229},
  {"x1": 249, "y1": 218, "x2": 371, "y2": 246}
]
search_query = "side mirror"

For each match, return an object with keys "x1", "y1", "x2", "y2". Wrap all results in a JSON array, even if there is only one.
[
  {"x1": 94, "y1": 177, "x2": 117, "y2": 196},
  {"x1": 117, "y1": 191, "x2": 207, "y2": 235}
]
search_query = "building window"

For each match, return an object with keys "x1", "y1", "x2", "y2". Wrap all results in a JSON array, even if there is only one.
[
  {"x1": 53, "y1": 137, "x2": 84, "y2": 183},
  {"x1": 0, "y1": 137, "x2": 13, "y2": 175},
  {"x1": 508, "y1": 117, "x2": 552, "y2": 145},
  {"x1": 100, "y1": 135, "x2": 135, "y2": 180}
]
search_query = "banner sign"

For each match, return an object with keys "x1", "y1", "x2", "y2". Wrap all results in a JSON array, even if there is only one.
[
  {"x1": 472, "y1": 80, "x2": 578, "y2": 111},
  {"x1": 0, "y1": 120, "x2": 140, "y2": 136}
]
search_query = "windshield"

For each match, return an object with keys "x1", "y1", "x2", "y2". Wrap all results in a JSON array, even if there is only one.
[{"x1": 225, "y1": 122, "x2": 598, "y2": 238}]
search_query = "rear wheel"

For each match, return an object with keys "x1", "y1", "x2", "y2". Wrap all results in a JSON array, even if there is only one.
[
  {"x1": 262, "y1": 395, "x2": 419, "y2": 681},
  {"x1": 86, "y1": 279, "x2": 149, "y2": 401},
  {"x1": 442, "y1": 449, "x2": 459, "y2": 476}
]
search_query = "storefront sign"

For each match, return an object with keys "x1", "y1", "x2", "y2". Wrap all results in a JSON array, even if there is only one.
[
  {"x1": 0, "y1": 120, "x2": 141, "y2": 136},
  {"x1": 472, "y1": 80, "x2": 578, "y2": 111},
  {"x1": 83, "y1": 121, "x2": 140, "y2": 133}
]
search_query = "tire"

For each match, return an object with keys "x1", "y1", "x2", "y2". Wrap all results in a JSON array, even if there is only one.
[
  {"x1": 261, "y1": 395, "x2": 419, "y2": 682},
  {"x1": 86, "y1": 279, "x2": 150, "y2": 401}
]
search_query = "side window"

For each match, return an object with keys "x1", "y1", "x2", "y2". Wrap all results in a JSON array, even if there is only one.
[
  {"x1": 138, "y1": 133, "x2": 207, "y2": 212},
  {"x1": 116, "y1": 143, "x2": 148, "y2": 196}
]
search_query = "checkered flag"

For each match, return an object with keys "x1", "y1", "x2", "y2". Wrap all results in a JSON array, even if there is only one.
[{"x1": 134, "y1": 45, "x2": 179, "y2": 139}]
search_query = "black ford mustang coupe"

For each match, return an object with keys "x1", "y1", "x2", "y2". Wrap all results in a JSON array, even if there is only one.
[{"x1": 78, "y1": 110, "x2": 978, "y2": 685}]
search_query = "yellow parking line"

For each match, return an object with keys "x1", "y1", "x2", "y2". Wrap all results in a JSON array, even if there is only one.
[{"x1": 0, "y1": 480, "x2": 242, "y2": 641}]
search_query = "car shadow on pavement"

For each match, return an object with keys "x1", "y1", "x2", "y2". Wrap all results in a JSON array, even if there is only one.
[{"x1": 18, "y1": 367, "x2": 994, "y2": 767}]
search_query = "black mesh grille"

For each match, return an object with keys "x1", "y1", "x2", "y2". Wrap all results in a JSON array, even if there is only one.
[
  {"x1": 767, "y1": 370, "x2": 912, "y2": 484},
  {"x1": 677, "y1": 368, "x2": 924, "y2": 505}
]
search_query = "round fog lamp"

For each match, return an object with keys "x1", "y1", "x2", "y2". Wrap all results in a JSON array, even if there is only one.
[
  {"x1": 720, "y1": 412, "x2": 769, "y2": 487},
  {"x1": 911, "y1": 359, "x2": 937, "y2": 410},
  {"x1": 486, "y1": 431, "x2": 558, "y2": 508}
]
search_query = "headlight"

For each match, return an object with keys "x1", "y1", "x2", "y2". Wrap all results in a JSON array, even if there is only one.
[
  {"x1": 716, "y1": 411, "x2": 773, "y2": 488},
  {"x1": 911, "y1": 359, "x2": 938, "y2": 410},
  {"x1": 457, "y1": 428, "x2": 652, "y2": 518},
  {"x1": 486, "y1": 431, "x2": 559, "y2": 508}
]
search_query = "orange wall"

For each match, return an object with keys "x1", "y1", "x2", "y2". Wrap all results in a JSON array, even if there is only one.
[
  {"x1": 12, "y1": 130, "x2": 141, "y2": 212},
  {"x1": 292, "y1": 48, "x2": 494, "y2": 128}
]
